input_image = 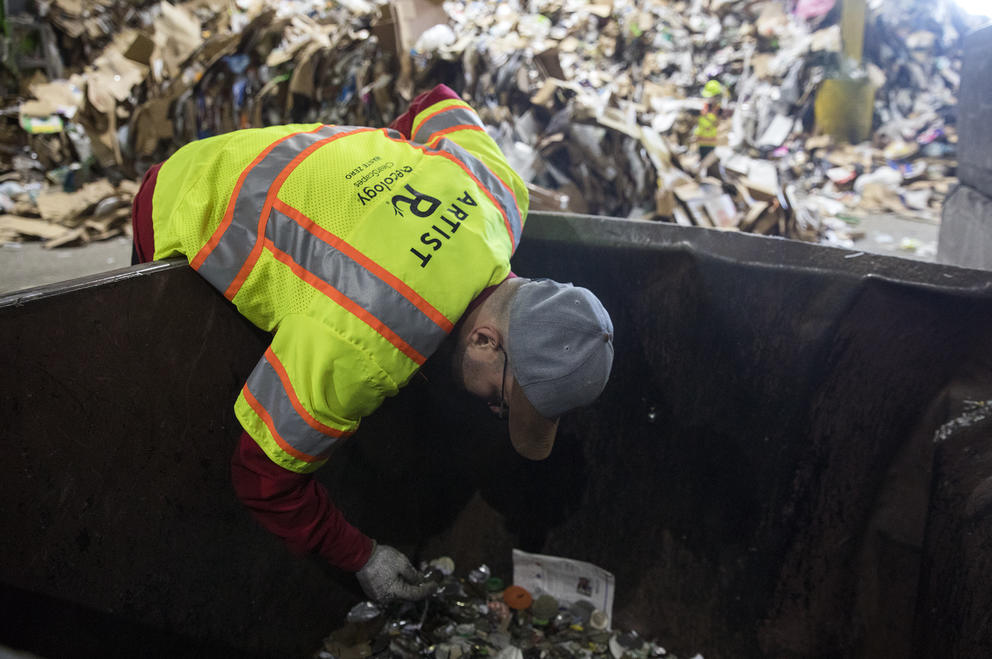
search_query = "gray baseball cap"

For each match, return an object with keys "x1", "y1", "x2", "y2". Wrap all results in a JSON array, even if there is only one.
[{"x1": 505, "y1": 279, "x2": 614, "y2": 460}]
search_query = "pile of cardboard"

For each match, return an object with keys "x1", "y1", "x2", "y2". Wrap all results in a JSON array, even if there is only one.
[
  {"x1": 1, "y1": 0, "x2": 981, "y2": 248},
  {"x1": 0, "y1": 178, "x2": 137, "y2": 247}
]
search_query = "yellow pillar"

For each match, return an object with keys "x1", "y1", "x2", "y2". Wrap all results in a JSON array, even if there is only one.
[
  {"x1": 815, "y1": 0, "x2": 874, "y2": 143},
  {"x1": 840, "y1": 0, "x2": 866, "y2": 62}
]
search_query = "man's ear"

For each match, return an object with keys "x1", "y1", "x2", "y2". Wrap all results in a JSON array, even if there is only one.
[{"x1": 467, "y1": 325, "x2": 501, "y2": 351}]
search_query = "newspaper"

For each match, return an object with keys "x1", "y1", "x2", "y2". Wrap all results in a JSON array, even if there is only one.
[{"x1": 511, "y1": 549, "x2": 616, "y2": 627}]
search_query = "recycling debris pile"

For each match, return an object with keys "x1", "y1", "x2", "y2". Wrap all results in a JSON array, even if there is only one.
[
  {"x1": 316, "y1": 558, "x2": 696, "y2": 659},
  {"x1": 1, "y1": 0, "x2": 983, "y2": 249}
]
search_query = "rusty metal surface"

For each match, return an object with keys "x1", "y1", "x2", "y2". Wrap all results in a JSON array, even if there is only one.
[{"x1": 2, "y1": 214, "x2": 992, "y2": 657}]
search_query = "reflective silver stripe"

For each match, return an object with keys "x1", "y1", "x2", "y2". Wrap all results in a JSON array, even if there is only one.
[
  {"x1": 267, "y1": 205, "x2": 449, "y2": 358},
  {"x1": 412, "y1": 106, "x2": 484, "y2": 144},
  {"x1": 429, "y1": 137, "x2": 523, "y2": 247},
  {"x1": 196, "y1": 125, "x2": 355, "y2": 293},
  {"x1": 246, "y1": 352, "x2": 343, "y2": 459}
]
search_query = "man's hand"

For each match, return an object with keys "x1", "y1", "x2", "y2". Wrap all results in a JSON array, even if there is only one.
[{"x1": 355, "y1": 543, "x2": 435, "y2": 602}]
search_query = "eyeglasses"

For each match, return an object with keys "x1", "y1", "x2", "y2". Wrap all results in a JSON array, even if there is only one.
[{"x1": 495, "y1": 345, "x2": 509, "y2": 420}]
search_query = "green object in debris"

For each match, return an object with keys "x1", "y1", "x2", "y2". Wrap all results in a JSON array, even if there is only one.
[
  {"x1": 20, "y1": 113, "x2": 63, "y2": 134},
  {"x1": 531, "y1": 593, "x2": 558, "y2": 625}
]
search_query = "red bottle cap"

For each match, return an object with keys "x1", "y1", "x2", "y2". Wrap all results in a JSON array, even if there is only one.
[{"x1": 502, "y1": 585, "x2": 533, "y2": 610}]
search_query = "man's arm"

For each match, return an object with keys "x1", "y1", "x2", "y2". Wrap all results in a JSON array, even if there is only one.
[
  {"x1": 230, "y1": 430, "x2": 372, "y2": 571},
  {"x1": 231, "y1": 431, "x2": 435, "y2": 601}
]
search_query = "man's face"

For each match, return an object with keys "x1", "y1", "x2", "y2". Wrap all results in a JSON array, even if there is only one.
[{"x1": 453, "y1": 330, "x2": 514, "y2": 419}]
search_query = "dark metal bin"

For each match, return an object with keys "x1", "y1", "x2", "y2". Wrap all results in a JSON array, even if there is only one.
[{"x1": 2, "y1": 213, "x2": 991, "y2": 658}]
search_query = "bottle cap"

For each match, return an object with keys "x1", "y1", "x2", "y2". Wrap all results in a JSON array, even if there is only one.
[
  {"x1": 502, "y1": 584, "x2": 533, "y2": 610},
  {"x1": 429, "y1": 556, "x2": 456, "y2": 576},
  {"x1": 531, "y1": 594, "x2": 558, "y2": 621},
  {"x1": 467, "y1": 564, "x2": 491, "y2": 585}
]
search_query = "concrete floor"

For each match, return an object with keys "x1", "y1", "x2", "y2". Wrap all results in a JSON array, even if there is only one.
[
  {"x1": 0, "y1": 214, "x2": 942, "y2": 297},
  {"x1": 841, "y1": 213, "x2": 941, "y2": 263},
  {"x1": 0, "y1": 236, "x2": 133, "y2": 296}
]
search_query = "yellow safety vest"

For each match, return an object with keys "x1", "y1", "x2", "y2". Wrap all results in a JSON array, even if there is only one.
[
  {"x1": 152, "y1": 99, "x2": 529, "y2": 472},
  {"x1": 695, "y1": 111, "x2": 719, "y2": 147}
]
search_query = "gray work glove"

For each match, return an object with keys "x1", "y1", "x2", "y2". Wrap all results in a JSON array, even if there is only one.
[{"x1": 355, "y1": 542, "x2": 435, "y2": 602}]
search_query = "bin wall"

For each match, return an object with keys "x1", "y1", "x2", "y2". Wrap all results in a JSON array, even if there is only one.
[
  {"x1": 2, "y1": 215, "x2": 992, "y2": 658},
  {"x1": 957, "y1": 24, "x2": 992, "y2": 199},
  {"x1": 939, "y1": 24, "x2": 992, "y2": 269},
  {"x1": 939, "y1": 183, "x2": 992, "y2": 270},
  {"x1": 0, "y1": 266, "x2": 355, "y2": 657}
]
